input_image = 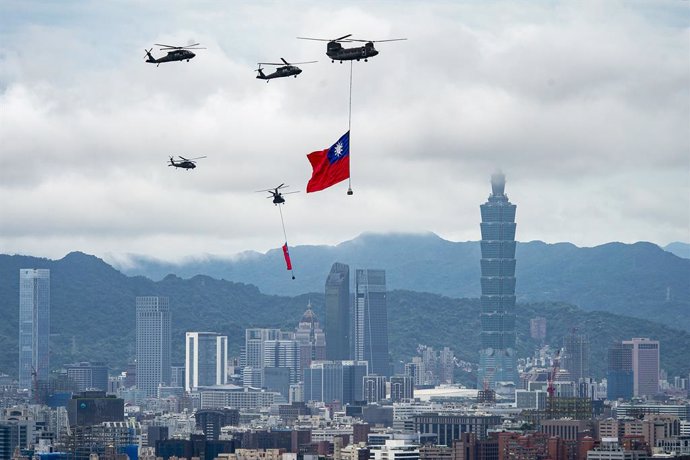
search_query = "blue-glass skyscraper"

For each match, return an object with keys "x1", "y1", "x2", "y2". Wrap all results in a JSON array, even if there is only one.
[
  {"x1": 19, "y1": 269, "x2": 50, "y2": 391},
  {"x1": 354, "y1": 269, "x2": 389, "y2": 376},
  {"x1": 478, "y1": 172, "x2": 518, "y2": 388}
]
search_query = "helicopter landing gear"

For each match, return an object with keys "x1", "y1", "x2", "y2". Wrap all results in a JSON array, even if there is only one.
[{"x1": 364, "y1": 59, "x2": 368, "y2": 62}]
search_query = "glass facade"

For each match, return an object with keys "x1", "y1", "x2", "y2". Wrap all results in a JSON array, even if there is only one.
[
  {"x1": 354, "y1": 269, "x2": 389, "y2": 376},
  {"x1": 136, "y1": 296, "x2": 171, "y2": 397},
  {"x1": 19, "y1": 269, "x2": 50, "y2": 390},
  {"x1": 478, "y1": 173, "x2": 518, "y2": 388},
  {"x1": 325, "y1": 263, "x2": 350, "y2": 361}
]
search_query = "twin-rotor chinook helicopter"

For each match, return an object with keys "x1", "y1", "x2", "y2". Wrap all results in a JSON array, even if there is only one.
[
  {"x1": 145, "y1": 43, "x2": 206, "y2": 66},
  {"x1": 256, "y1": 58, "x2": 318, "y2": 82},
  {"x1": 297, "y1": 34, "x2": 407, "y2": 63},
  {"x1": 256, "y1": 184, "x2": 299, "y2": 205}
]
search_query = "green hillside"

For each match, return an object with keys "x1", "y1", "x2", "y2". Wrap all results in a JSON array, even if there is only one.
[{"x1": 1, "y1": 252, "x2": 688, "y2": 383}]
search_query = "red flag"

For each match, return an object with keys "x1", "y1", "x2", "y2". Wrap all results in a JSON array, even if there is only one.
[
  {"x1": 282, "y1": 243, "x2": 292, "y2": 270},
  {"x1": 307, "y1": 131, "x2": 350, "y2": 192}
]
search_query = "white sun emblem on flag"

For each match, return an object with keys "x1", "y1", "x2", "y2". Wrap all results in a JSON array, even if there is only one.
[{"x1": 333, "y1": 142, "x2": 344, "y2": 157}]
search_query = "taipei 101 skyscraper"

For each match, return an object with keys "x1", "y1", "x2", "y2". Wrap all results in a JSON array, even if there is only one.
[{"x1": 478, "y1": 172, "x2": 518, "y2": 389}]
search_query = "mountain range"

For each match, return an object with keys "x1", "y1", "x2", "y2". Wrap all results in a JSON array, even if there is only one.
[
  {"x1": 110, "y1": 233, "x2": 690, "y2": 331},
  {"x1": 1, "y1": 245, "x2": 689, "y2": 385}
]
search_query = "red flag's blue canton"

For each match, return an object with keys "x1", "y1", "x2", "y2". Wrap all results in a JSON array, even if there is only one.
[{"x1": 327, "y1": 132, "x2": 350, "y2": 164}]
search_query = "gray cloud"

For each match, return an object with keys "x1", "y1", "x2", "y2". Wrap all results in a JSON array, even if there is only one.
[{"x1": 0, "y1": 1, "x2": 688, "y2": 261}]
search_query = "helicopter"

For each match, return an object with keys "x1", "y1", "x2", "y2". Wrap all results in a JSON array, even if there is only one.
[
  {"x1": 168, "y1": 156, "x2": 207, "y2": 170},
  {"x1": 296, "y1": 34, "x2": 406, "y2": 63},
  {"x1": 145, "y1": 43, "x2": 206, "y2": 66},
  {"x1": 255, "y1": 58, "x2": 318, "y2": 82},
  {"x1": 256, "y1": 184, "x2": 299, "y2": 205}
]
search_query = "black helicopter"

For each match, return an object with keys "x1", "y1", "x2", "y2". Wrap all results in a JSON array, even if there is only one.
[
  {"x1": 257, "y1": 184, "x2": 299, "y2": 205},
  {"x1": 168, "y1": 156, "x2": 207, "y2": 170},
  {"x1": 255, "y1": 58, "x2": 318, "y2": 82},
  {"x1": 145, "y1": 43, "x2": 206, "y2": 66},
  {"x1": 297, "y1": 34, "x2": 406, "y2": 63}
]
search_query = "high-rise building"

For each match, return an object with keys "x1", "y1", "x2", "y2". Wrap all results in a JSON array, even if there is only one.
[
  {"x1": 18, "y1": 269, "x2": 50, "y2": 390},
  {"x1": 171, "y1": 365, "x2": 186, "y2": 388},
  {"x1": 136, "y1": 296, "x2": 171, "y2": 397},
  {"x1": 562, "y1": 330, "x2": 590, "y2": 382},
  {"x1": 65, "y1": 362, "x2": 108, "y2": 392},
  {"x1": 185, "y1": 332, "x2": 228, "y2": 392},
  {"x1": 608, "y1": 342, "x2": 634, "y2": 400},
  {"x1": 294, "y1": 304, "x2": 327, "y2": 375},
  {"x1": 477, "y1": 172, "x2": 518, "y2": 388},
  {"x1": 363, "y1": 375, "x2": 387, "y2": 403},
  {"x1": 530, "y1": 317, "x2": 547, "y2": 342},
  {"x1": 303, "y1": 360, "x2": 368, "y2": 405},
  {"x1": 263, "y1": 337, "x2": 300, "y2": 384},
  {"x1": 354, "y1": 269, "x2": 390, "y2": 376},
  {"x1": 623, "y1": 337, "x2": 660, "y2": 398},
  {"x1": 325, "y1": 263, "x2": 350, "y2": 361},
  {"x1": 244, "y1": 328, "x2": 283, "y2": 369},
  {"x1": 390, "y1": 375, "x2": 414, "y2": 402}
]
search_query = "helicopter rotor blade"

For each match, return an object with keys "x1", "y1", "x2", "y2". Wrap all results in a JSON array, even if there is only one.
[
  {"x1": 296, "y1": 37, "x2": 332, "y2": 42},
  {"x1": 257, "y1": 62, "x2": 284, "y2": 66},
  {"x1": 289, "y1": 61, "x2": 318, "y2": 65},
  {"x1": 186, "y1": 156, "x2": 207, "y2": 160},
  {"x1": 346, "y1": 38, "x2": 408, "y2": 43},
  {"x1": 281, "y1": 191, "x2": 300, "y2": 195},
  {"x1": 335, "y1": 34, "x2": 353, "y2": 41},
  {"x1": 281, "y1": 58, "x2": 289, "y2": 65}
]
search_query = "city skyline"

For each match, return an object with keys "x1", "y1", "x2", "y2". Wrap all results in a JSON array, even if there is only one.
[
  {"x1": 1, "y1": 2, "x2": 689, "y2": 458},
  {"x1": 1, "y1": 2, "x2": 688, "y2": 263}
]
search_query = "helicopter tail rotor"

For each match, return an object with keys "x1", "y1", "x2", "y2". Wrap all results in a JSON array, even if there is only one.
[{"x1": 144, "y1": 48, "x2": 154, "y2": 61}]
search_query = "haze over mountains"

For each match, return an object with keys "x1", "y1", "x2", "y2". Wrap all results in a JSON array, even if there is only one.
[{"x1": 110, "y1": 233, "x2": 690, "y2": 331}]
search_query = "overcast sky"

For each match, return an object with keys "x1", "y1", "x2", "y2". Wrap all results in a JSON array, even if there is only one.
[{"x1": 1, "y1": 1, "x2": 688, "y2": 263}]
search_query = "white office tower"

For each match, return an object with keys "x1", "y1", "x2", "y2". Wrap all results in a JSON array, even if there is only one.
[
  {"x1": 136, "y1": 296, "x2": 171, "y2": 397},
  {"x1": 185, "y1": 332, "x2": 228, "y2": 391},
  {"x1": 19, "y1": 269, "x2": 50, "y2": 390}
]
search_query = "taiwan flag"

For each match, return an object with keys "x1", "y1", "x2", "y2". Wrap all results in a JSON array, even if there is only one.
[{"x1": 306, "y1": 131, "x2": 350, "y2": 193}]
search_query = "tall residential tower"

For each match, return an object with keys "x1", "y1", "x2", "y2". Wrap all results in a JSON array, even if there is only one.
[
  {"x1": 136, "y1": 296, "x2": 171, "y2": 397},
  {"x1": 19, "y1": 269, "x2": 50, "y2": 390},
  {"x1": 478, "y1": 172, "x2": 518, "y2": 388}
]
